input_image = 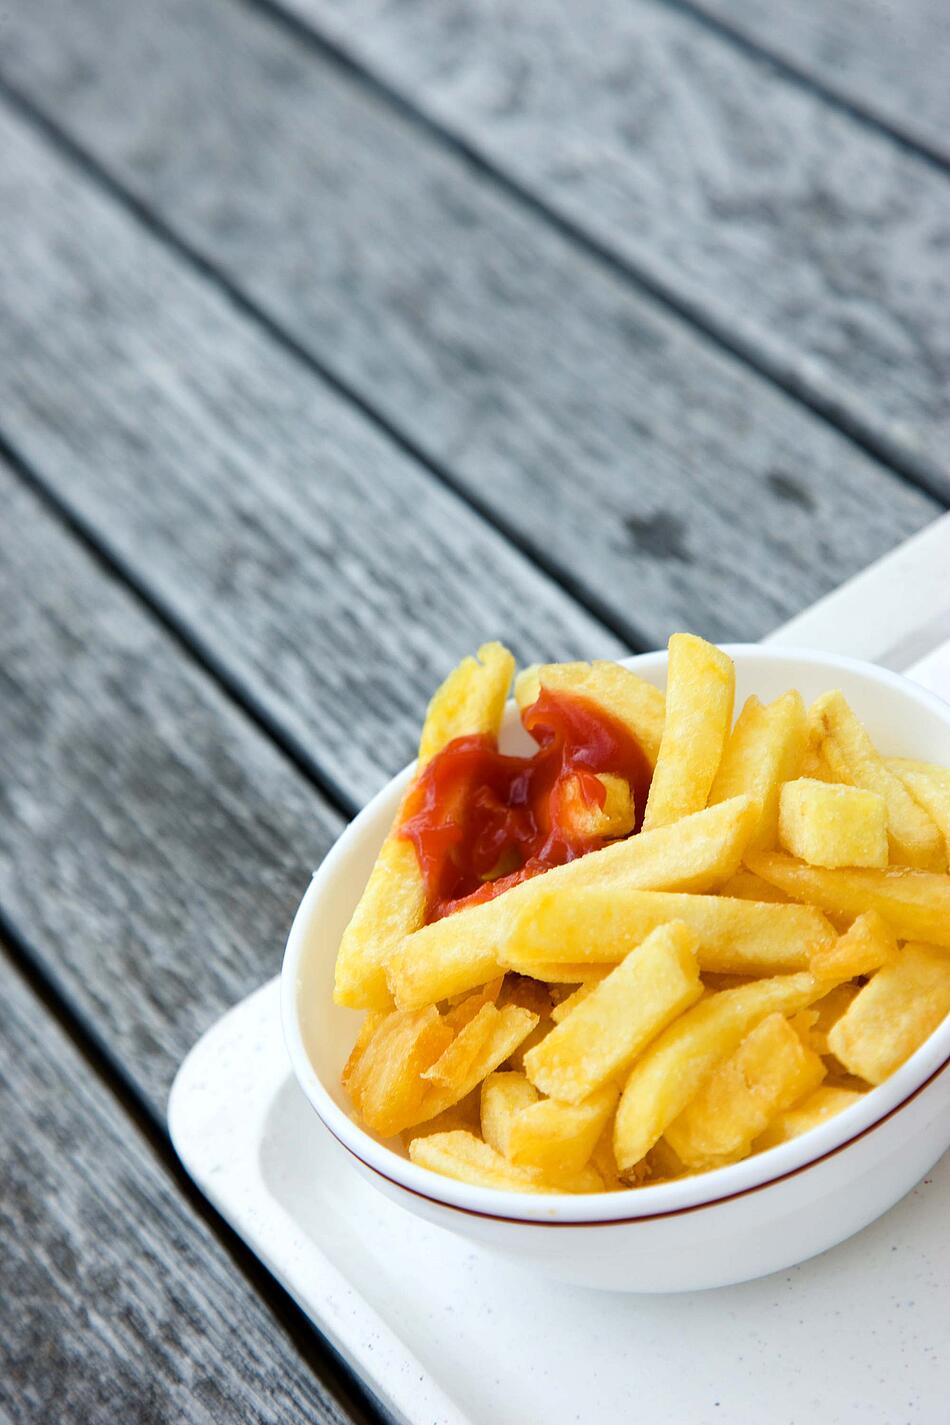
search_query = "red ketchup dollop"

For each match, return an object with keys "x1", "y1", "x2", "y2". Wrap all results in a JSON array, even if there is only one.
[{"x1": 398, "y1": 688, "x2": 652, "y2": 922}]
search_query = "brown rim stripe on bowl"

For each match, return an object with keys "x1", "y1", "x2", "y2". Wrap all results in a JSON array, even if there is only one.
[{"x1": 322, "y1": 1048, "x2": 950, "y2": 1227}]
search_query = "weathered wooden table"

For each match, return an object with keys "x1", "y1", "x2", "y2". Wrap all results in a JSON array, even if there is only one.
[{"x1": 1, "y1": 0, "x2": 947, "y2": 1418}]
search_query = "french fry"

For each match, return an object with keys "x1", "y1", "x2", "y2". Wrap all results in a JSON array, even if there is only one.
[
  {"x1": 718, "y1": 869, "x2": 791, "y2": 903},
  {"x1": 495, "y1": 975, "x2": 555, "y2": 1070},
  {"x1": 347, "y1": 1007, "x2": 454, "y2": 1136},
  {"x1": 524, "y1": 922, "x2": 702, "y2": 1104},
  {"x1": 778, "y1": 778, "x2": 889, "y2": 869},
  {"x1": 407, "y1": 1130, "x2": 601, "y2": 1193},
  {"x1": 388, "y1": 795, "x2": 758, "y2": 1007},
  {"x1": 888, "y1": 758, "x2": 950, "y2": 859},
  {"x1": 480, "y1": 1071, "x2": 539, "y2": 1156},
  {"x1": 334, "y1": 642, "x2": 514, "y2": 1008},
  {"x1": 642, "y1": 635, "x2": 735, "y2": 832},
  {"x1": 550, "y1": 977, "x2": 608, "y2": 1023},
  {"x1": 664, "y1": 1013, "x2": 825, "y2": 1169},
  {"x1": 340, "y1": 1009, "x2": 388, "y2": 1092},
  {"x1": 557, "y1": 771, "x2": 636, "y2": 841},
  {"x1": 515, "y1": 660, "x2": 665, "y2": 766},
  {"x1": 507, "y1": 886, "x2": 834, "y2": 976},
  {"x1": 613, "y1": 971, "x2": 820, "y2": 1171},
  {"x1": 415, "y1": 1005, "x2": 540, "y2": 1124},
  {"x1": 754, "y1": 1085, "x2": 864, "y2": 1150},
  {"x1": 442, "y1": 977, "x2": 504, "y2": 1031},
  {"x1": 403, "y1": 1089, "x2": 481, "y2": 1144},
  {"x1": 708, "y1": 690, "x2": 807, "y2": 851},
  {"x1": 827, "y1": 943, "x2": 950, "y2": 1084},
  {"x1": 746, "y1": 851, "x2": 950, "y2": 947},
  {"x1": 500, "y1": 961, "x2": 608, "y2": 985},
  {"x1": 809, "y1": 691, "x2": 944, "y2": 871},
  {"x1": 809, "y1": 910, "x2": 896, "y2": 983},
  {"x1": 506, "y1": 1083, "x2": 619, "y2": 1176},
  {"x1": 807, "y1": 983, "x2": 860, "y2": 1056}
]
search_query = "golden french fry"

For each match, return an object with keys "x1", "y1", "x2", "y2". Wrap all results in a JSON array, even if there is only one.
[
  {"x1": 746, "y1": 851, "x2": 950, "y2": 947},
  {"x1": 550, "y1": 977, "x2": 608, "y2": 1023},
  {"x1": 340, "y1": 1009, "x2": 388, "y2": 1092},
  {"x1": 414, "y1": 1005, "x2": 539, "y2": 1126},
  {"x1": 590, "y1": 1122, "x2": 625, "y2": 1190},
  {"x1": 754, "y1": 1085, "x2": 864, "y2": 1150},
  {"x1": 888, "y1": 758, "x2": 950, "y2": 860},
  {"x1": 507, "y1": 885, "x2": 834, "y2": 975},
  {"x1": 718, "y1": 869, "x2": 791, "y2": 903},
  {"x1": 708, "y1": 690, "x2": 807, "y2": 851},
  {"x1": 809, "y1": 910, "x2": 896, "y2": 983},
  {"x1": 809, "y1": 691, "x2": 944, "y2": 871},
  {"x1": 506, "y1": 1083, "x2": 619, "y2": 1176},
  {"x1": 664, "y1": 1013, "x2": 825, "y2": 1169},
  {"x1": 557, "y1": 771, "x2": 636, "y2": 841},
  {"x1": 827, "y1": 943, "x2": 950, "y2": 1084},
  {"x1": 417, "y1": 641, "x2": 516, "y2": 766},
  {"x1": 334, "y1": 642, "x2": 514, "y2": 1008},
  {"x1": 500, "y1": 961, "x2": 608, "y2": 985},
  {"x1": 403, "y1": 1089, "x2": 482, "y2": 1144},
  {"x1": 480, "y1": 1071, "x2": 539, "y2": 1156},
  {"x1": 613, "y1": 971, "x2": 820, "y2": 1171},
  {"x1": 348, "y1": 1007, "x2": 454, "y2": 1136},
  {"x1": 388, "y1": 795, "x2": 758, "y2": 1008},
  {"x1": 524, "y1": 922, "x2": 702, "y2": 1104},
  {"x1": 778, "y1": 778, "x2": 888, "y2": 869},
  {"x1": 642, "y1": 635, "x2": 735, "y2": 832},
  {"x1": 807, "y1": 983, "x2": 860, "y2": 1056},
  {"x1": 442, "y1": 977, "x2": 504, "y2": 1031},
  {"x1": 408, "y1": 1130, "x2": 601, "y2": 1193},
  {"x1": 799, "y1": 742, "x2": 837, "y2": 782},
  {"x1": 515, "y1": 660, "x2": 665, "y2": 766}
]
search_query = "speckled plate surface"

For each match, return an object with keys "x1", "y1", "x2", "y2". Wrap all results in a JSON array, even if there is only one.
[{"x1": 171, "y1": 517, "x2": 950, "y2": 1425}]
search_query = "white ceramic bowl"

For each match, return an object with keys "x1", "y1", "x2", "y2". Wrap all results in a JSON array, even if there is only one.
[{"x1": 282, "y1": 646, "x2": 950, "y2": 1292}]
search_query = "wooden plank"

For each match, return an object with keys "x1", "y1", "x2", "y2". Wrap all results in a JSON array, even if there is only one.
[
  {"x1": 0, "y1": 8, "x2": 938, "y2": 669},
  {"x1": 688, "y1": 0, "x2": 950, "y2": 164},
  {"x1": 0, "y1": 112, "x2": 621, "y2": 817},
  {"x1": 0, "y1": 956, "x2": 371, "y2": 1425},
  {"x1": 264, "y1": 0, "x2": 950, "y2": 491},
  {"x1": 0, "y1": 465, "x2": 347, "y2": 1106}
]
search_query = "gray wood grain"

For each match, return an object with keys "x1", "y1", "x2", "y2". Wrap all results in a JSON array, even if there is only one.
[
  {"x1": 692, "y1": 0, "x2": 950, "y2": 163},
  {"x1": 0, "y1": 109, "x2": 622, "y2": 816},
  {"x1": 0, "y1": 466, "x2": 345, "y2": 1108},
  {"x1": 0, "y1": 2, "x2": 939, "y2": 667},
  {"x1": 0, "y1": 956, "x2": 367, "y2": 1425},
  {"x1": 269, "y1": 0, "x2": 950, "y2": 490}
]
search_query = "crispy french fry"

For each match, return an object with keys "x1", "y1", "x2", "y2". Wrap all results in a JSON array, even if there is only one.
[
  {"x1": 613, "y1": 971, "x2": 820, "y2": 1171},
  {"x1": 506, "y1": 1083, "x2": 619, "y2": 1176},
  {"x1": 442, "y1": 977, "x2": 504, "y2": 1030},
  {"x1": 888, "y1": 758, "x2": 950, "y2": 860},
  {"x1": 407, "y1": 1131, "x2": 601, "y2": 1193},
  {"x1": 557, "y1": 771, "x2": 636, "y2": 841},
  {"x1": 348, "y1": 1007, "x2": 454, "y2": 1136},
  {"x1": 515, "y1": 660, "x2": 665, "y2": 767},
  {"x1": 778, "y1": 778, "x2": 888, "y2": 869},
  {"x1": 403, "y1": 1089, "x2": 482, "y2": 1144},
  {"x1": 525, "y1": 922, "x2": 702, "y2": 1104},
  {"x1": 718, "y1": 869, "x2": 791, "y2": 903},
  {"x1": 807, "y1": 983, "x2": 860, "y2": 1056},
  {"x1": 507, "y1": 886, "x2": 834, "y2": 976},
  {"x1": 746, "y1": 851, "x2": 950, "y2": 947},
  {"x1": 642, "y1": 635, "x2": 735, "y2": 832},
  {"x1": 550, "y1": 978, "x2": 608, "y2": 1023},
  {"x1": 827, "y1": 943, "x2": 950, "y2": 1084},
  {"x1": 664, "y1": 1013, "x2": 825, "y2": 1169},
  {"x1": 809, "y1": 910, "x2": 896, "y2": 983},
  {"x1": 809, "y1": 691, "x2": 944, "y2": 871},
  {"x1": 414, "y1": 1005, "x2": 539, "y2": 1126},
  {"x1": 708, "y1": 690, "x2": 807, "y2": 851},
  {"x1": 334, "y1": 642, "x2": 514, "y2": 1008},
  {"x1": 388, "y1": 795, "x2": 758, "y2": 1007},
  {"x1": 480, "y1": 1071, "x2": 539, "y2": 1156},
  {"x1": 340, "y1": 1009, "x2": 388, "y2": 1092},
  {"x1": 754, "y1": 1085, "x2": 864, "y2": 1150}
]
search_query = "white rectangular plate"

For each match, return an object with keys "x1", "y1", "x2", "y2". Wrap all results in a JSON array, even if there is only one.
[{"x1": 171, "y1": 516, "x2": 950, "y2": 1425}]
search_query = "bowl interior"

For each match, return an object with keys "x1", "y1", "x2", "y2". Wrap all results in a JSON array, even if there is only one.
[{"x1": 285, "y1": 646, "x2": 950, "y2": 1214}]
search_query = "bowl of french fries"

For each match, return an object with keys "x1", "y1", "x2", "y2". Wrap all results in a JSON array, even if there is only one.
[{"x1": 282, "y1": 637, "x2": 950, "y2": 1292}]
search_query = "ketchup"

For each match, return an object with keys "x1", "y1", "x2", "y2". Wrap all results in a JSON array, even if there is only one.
[{"x1": 398, "y1": 688, "x2": 652, "y2": 922}]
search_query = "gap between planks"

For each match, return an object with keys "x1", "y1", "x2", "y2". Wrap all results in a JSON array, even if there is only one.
[
  {"x1": 218, "y1": 0, "x2": 950, "y2": 506},
  {"x1": 0, "y1": 907, "x2": 389, "y2": 1425},
  {"x1": 0, "y1": 76, "x2": 653, "y2": 661}
]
